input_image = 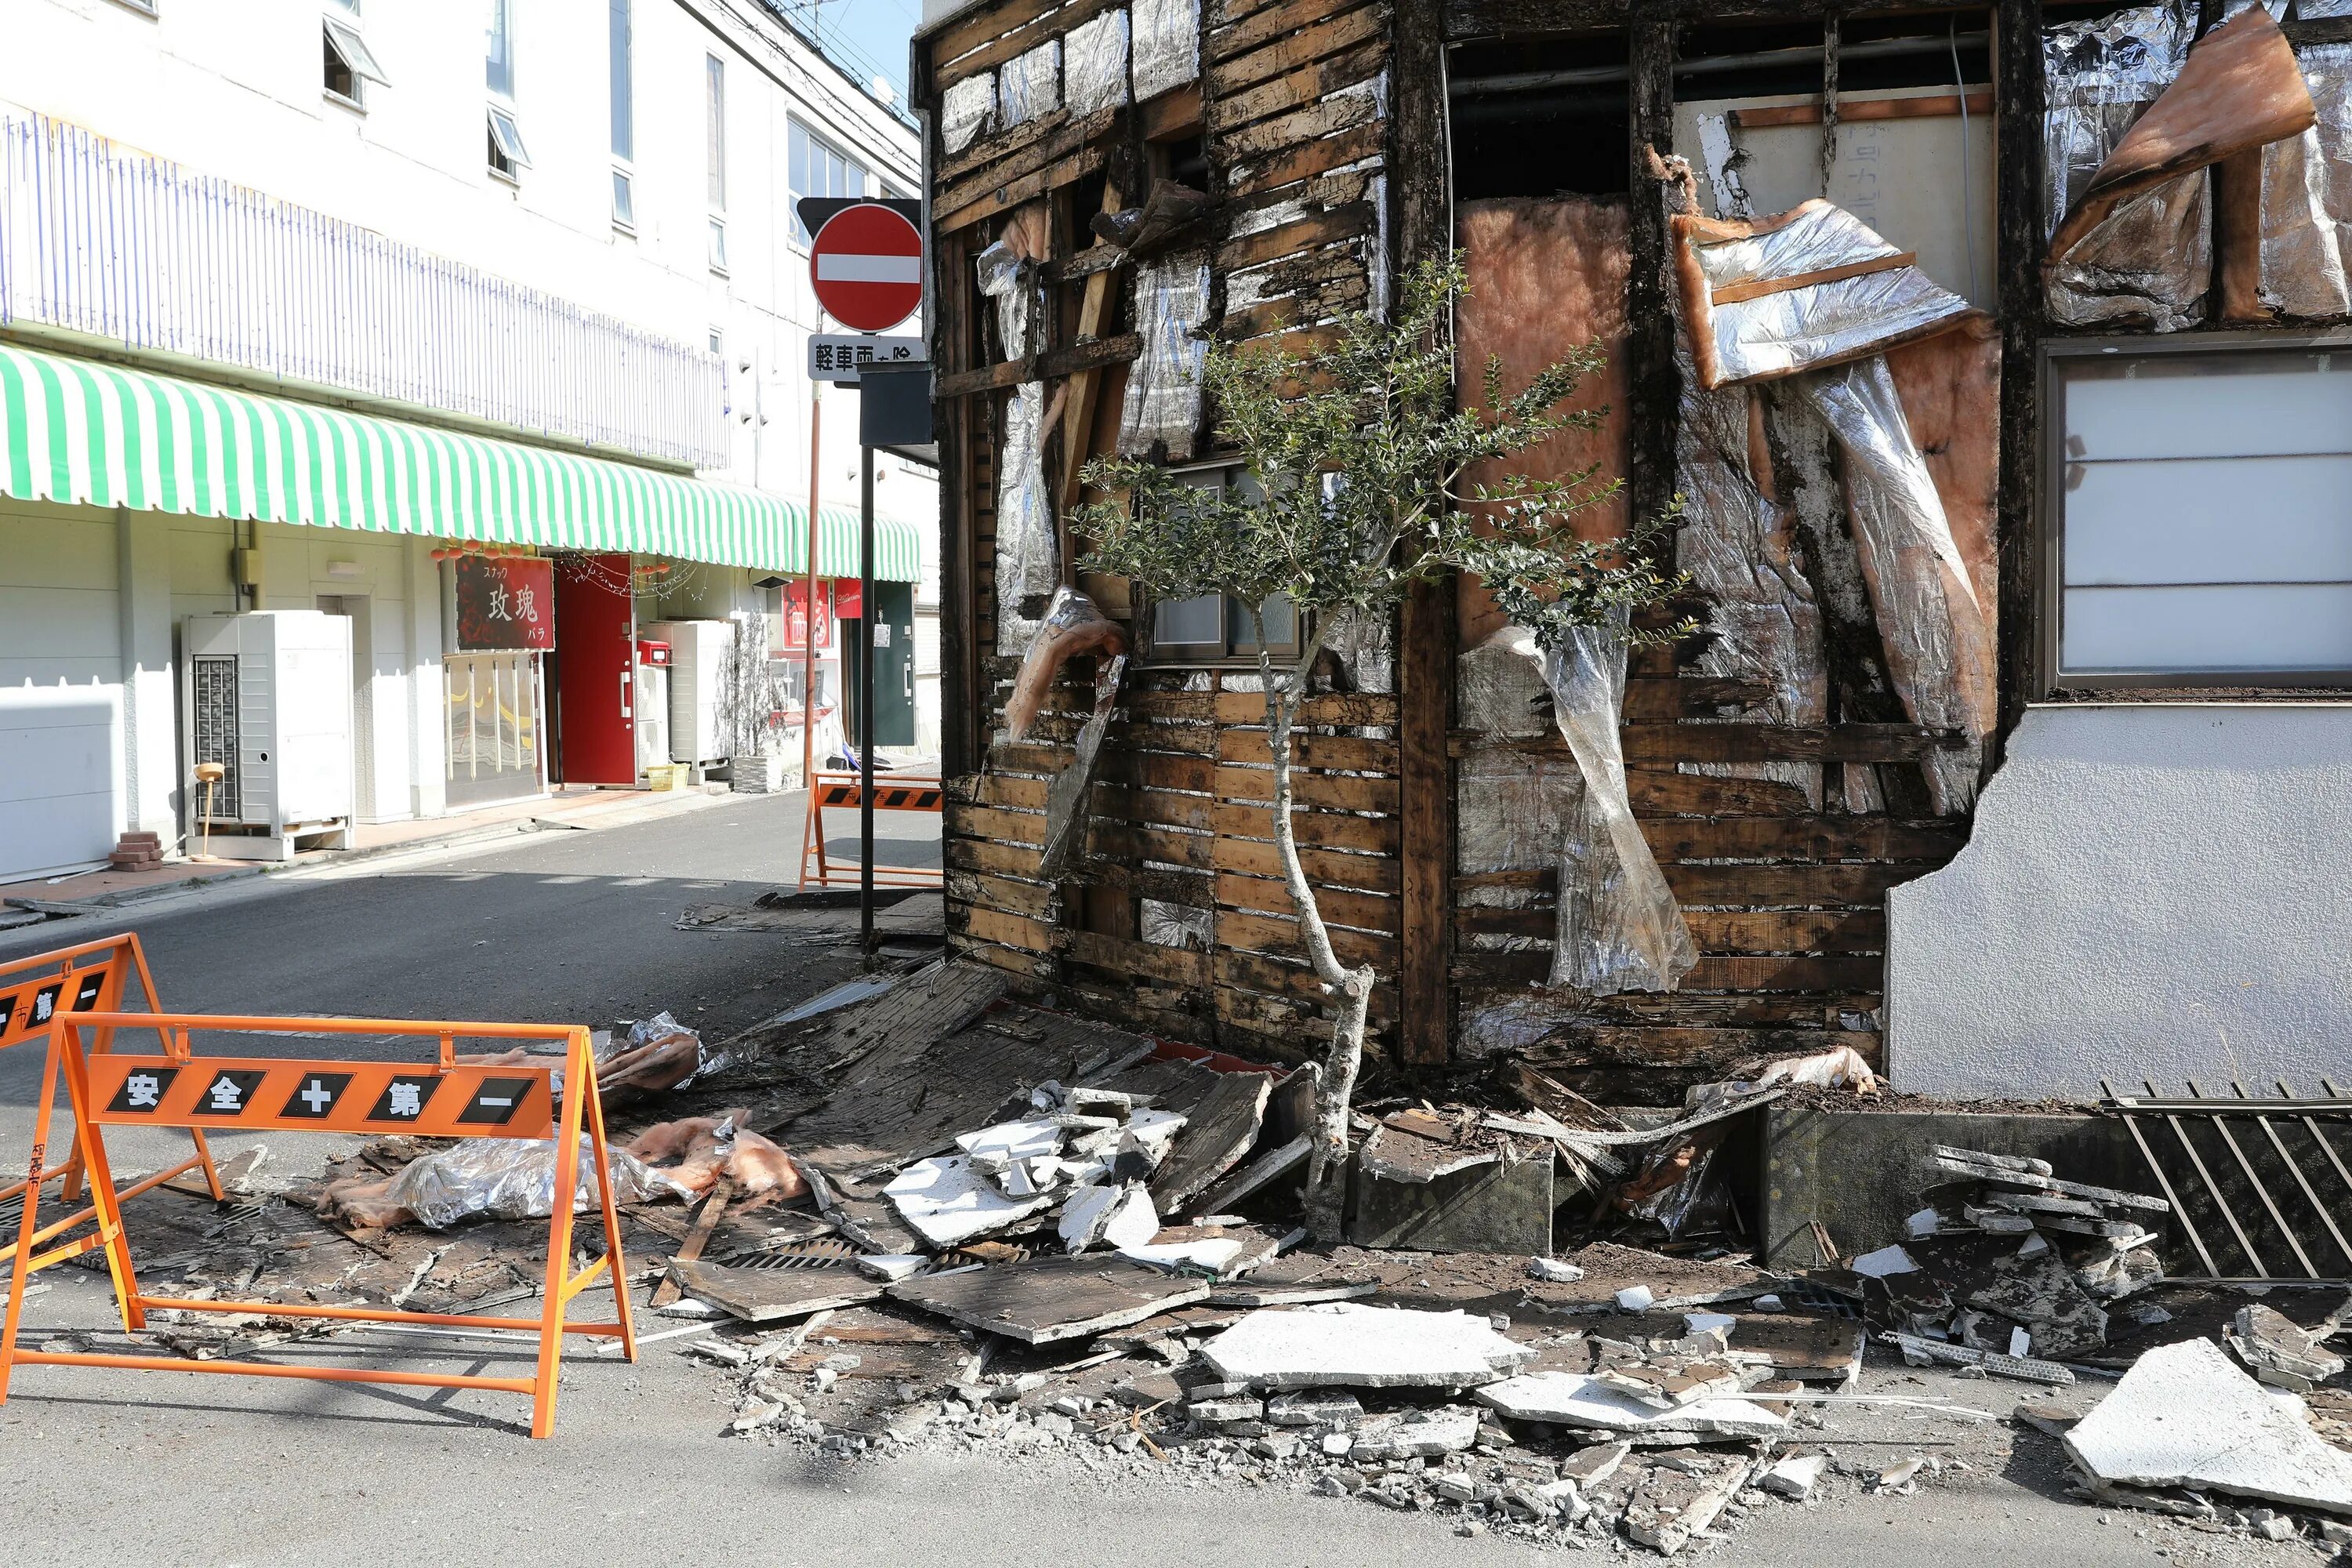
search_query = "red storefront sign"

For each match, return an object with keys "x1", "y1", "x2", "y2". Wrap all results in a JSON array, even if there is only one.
[
  {"x1": 453, "y1": 556, "x2": 557, "y2": 651},
  {"x1": 780, "y1": 579, "x2": 833, "y2": 651},
  {"x1": 832, "y1": 577, "x2": 862, "y2": 621}
]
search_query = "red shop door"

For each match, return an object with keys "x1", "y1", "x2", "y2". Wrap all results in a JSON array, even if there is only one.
[{"x1": 553, "y1": 553, "x2": 637, "y2": 785}]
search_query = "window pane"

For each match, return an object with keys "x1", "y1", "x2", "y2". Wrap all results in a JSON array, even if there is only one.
[
  {"x1": 706, "y1": 55, "x2": 725, "y2": 209},
  {"x1": 612, "y1": 168, "x2": 634, "y2": 227},
  {"x1": 485, "y1": 0, "x2": 513, "y2": 96},
  {"x1": 1153, "y1": 594, "x2": 1223, "y2": 649},
  {"x1": 2063, "y1": 584, "x2": 2352, "y2": 674},
  {"x1": 2064, "y1": 352, "x2": 2352, "y2": 462},
  {"x1": 1231, "y1": 595, "x2": 1295, "y2": 653},
  {"x1": 2066, "y1": 455, "x2": 2352, "y2": 587},
  {"x1": 609, "y1": 0, "x2": 633, "y2": 161}
]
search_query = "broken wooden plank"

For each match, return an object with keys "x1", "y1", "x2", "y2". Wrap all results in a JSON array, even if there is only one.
[
  {"x1": 650, "y1": 1177, "x2": 735, "y2": 1309},
  {"x1": 1149, "y1": 1071, "x2": 1276, "y2": 1215}
]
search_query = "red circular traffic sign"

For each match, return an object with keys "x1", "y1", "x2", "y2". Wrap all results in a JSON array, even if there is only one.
[{"x1": 809, "y1": 204, "x2": 925, "y2": 332}]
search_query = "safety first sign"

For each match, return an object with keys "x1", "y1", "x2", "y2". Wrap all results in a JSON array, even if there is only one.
[{"x1": 84, "y1": 1056, "x2": 554, "y2": 1138}]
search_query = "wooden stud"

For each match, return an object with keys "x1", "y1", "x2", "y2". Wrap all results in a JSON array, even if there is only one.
[{"x1": 1993, "y1": 0, "x2": 2045, "y2": 749}]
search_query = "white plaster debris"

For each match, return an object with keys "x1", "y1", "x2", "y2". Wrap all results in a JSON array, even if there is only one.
[
  {"x1": 1851, "y1": 1244, "x2": 1920, "y2": 1278},
  {"x1": 883, "y1": 1153, "x2": 1058, "y2": 1248},
  {"x1": 1759, "y1": 1454, "x2": 1827, "y2": 1501},
  {"x1": 958, "y1": 1118, "x2": 1064, "y2": 1171},
  {"x1": 1473, "y1": 1371, "x2": 1788, "y2": 1439},
  {"x1": 2065, "y1": 1338, "x2": 2352, "y2": 1515},
  {"x1": 1121, "y1": 1238, "x2": 1246, "y2": 1275},
  {"x1": 1907, "y1": 1207, "x2": 1943, "y2": 1237},
  {"x1": 1684, "y1": 1312, "x2": 1738, "y2": 1336},
  {"x1": 1616, "y1": 1286, "x2": 1656, "y2": 1312},
  {"x1": 1529, "y1": 1257, "x2": 1586, "y2": 1283},
  {"x1": 1056, "y1": 1183, "x2": 1159, "y2": 1254},
  {"x1": 851, "y1": 1254, "x2": 930, "y2": 1282},
  {"x1": 1202, "y1": 1304, "x2": 1537, "y2": 1390},
  {"x1": 1267, "y1": 1388, "x2": 1364, "y2": 1427}
]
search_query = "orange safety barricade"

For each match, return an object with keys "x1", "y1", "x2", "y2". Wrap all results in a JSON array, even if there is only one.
[
  {"x1": 0, "y1": 934, "x2": 222, "y2": 1222},
  {"x1": 0, "y1": 1011, "x2": 637, "y2": 1438},
  {"x1": 799, "y1": 770, "x2": 945, "y2": 890}
]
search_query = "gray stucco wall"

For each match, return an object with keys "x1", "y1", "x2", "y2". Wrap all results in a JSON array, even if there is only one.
[{"x1": 1887, "y1": 702, "x2": 2352, "y2": 1098}]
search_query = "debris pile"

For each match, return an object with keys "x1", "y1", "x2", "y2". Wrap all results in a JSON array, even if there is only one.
[{"x1": 1815, "y1": 1145, "x2": 2170, "y2": 1373}]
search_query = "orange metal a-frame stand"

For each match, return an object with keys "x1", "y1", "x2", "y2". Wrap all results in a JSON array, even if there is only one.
[
  {"x1": 798, "y1": 771, "x2": 946, "y2": 890},
  {"x1": 0, "y1": 934, "x2": 222, "y2": 1223},
  {"x1": 0, "y1": 1011, "x2": 637, "y2": 1439}
]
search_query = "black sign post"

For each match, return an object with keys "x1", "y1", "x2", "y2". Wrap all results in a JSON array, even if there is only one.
[{"x1": 855, "y1": 364, "x2": 936, "y2": 964}]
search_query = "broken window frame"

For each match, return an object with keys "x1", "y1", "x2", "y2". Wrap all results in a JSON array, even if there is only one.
[{"x1": 2042, "y1": 328, "x2": 2352, "y2": 691}]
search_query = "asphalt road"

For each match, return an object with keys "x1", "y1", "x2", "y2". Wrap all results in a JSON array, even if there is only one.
[
  {"x1": 0, "y1": 789, "x2": 938, "y2": 1179},
  {"x1": 0, "y1": 800, "x2": 2314, "y2": 1567}
]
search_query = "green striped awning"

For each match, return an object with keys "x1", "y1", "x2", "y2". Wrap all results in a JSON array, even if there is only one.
[{"x1": 0, "y1": 342, "x2": 924, "y2": 582}]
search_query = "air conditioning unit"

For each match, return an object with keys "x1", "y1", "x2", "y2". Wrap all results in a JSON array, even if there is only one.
[
  {"x1": 645, "y1": 619, "x2": 735, "y2": 765},
  {"x1": 182, "y1": 612, "x2": 355, "y2": 859}
]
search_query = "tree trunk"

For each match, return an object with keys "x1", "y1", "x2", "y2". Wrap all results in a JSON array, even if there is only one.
[{"x1": 1261, "y1": 637, "x2": 1377, "y2": 1243}]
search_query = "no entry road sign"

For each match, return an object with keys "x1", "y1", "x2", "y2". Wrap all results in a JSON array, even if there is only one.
[{"x1": 810, "y1": 203, "x2": 924, "y2": 332}]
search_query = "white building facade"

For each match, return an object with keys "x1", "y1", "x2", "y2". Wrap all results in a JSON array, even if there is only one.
[{"x1": 0, "y1": 0, "x2": 938, "y2": 880}]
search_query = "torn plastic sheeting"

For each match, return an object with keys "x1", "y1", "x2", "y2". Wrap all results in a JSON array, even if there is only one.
[
  {"x1": 979, "y1": 242, "x2": 1055, "y2": 654},
  {"x1": 1039, "y1": 651, "x2": 1128, "y2": 878},
  {"x1": 1670, "y1": 338, "x2": 1827, "y2": 805},
  {"x1": 1457, "y1": 627, "x2": 1584, "y2": 884},
  {"x1": 1063, "y1": 8, "x2": 1131, "y2": 118},
  {"x1": 1131, "y1": 0, "x2": 1200, "y2": 101},
  {"x1": 941, "y1": 71, "x2": 997, "y2": 155},
  {"x1": 1544, "y1": 619, "x2": 1698, "y2": 996},
  {"x1": 1000, "y1": 39, "x2": 1062, "y2": 126},
  {"x1": 1319, "y1": 603, "x2": 1396, "y2": 694},
  {"x1": 1116, "y1": 249, "x2": 1210, "y2": 460},
  {"x1": 1142, "y1": 897, "x2": 1212, "y2": 950},
  {"x1": 385, "y1": 1139, "x2": 684, "y2": 1231},
  {"x1": 2046, "y1": 174, "x2": 2211, "y2": 330},
  {"x1": 1458, "y1": 622, "x2": 1556, "y2": 739},
  {"x1": 1795, "y1": 355, "x2": 1993, "y2": 815},
  {"x1": 1671, "y1": 201, "x2": 1979, "y2": 390}
]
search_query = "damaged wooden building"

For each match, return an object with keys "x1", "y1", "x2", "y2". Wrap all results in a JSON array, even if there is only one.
[{"x1": 909, "y1": 0, "x2": 2352, "y2": 1100}]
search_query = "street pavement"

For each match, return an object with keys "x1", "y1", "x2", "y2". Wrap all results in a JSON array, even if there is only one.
[{"x1": 0, "y1": 800, "x2": 2305, "y2": 1567}]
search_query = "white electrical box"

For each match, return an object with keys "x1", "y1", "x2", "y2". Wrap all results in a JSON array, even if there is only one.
[
  {"x1": 636, "y1": 662, "x2": 671, "y2": 772},
  {"x1": 646, "y1": 619, "x2": 735, "y2": 764},
  {"x1": 182, "y1": 611, "x2": 355, "y2": 859}
]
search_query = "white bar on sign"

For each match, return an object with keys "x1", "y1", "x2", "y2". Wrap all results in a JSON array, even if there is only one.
[{"x1": 816, "y1": 254, "x2": 921, "y2": 284}]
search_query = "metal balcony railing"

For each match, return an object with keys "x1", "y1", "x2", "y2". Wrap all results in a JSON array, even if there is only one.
[{"x1": 0, "y1": 112, "x2": 727, "y2": 468}]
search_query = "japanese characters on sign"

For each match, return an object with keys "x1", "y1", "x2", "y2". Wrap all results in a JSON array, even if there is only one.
[
  {"x1": 452, "y1": 554, "x2": 557, "y2": 652},
  {"x1": 776, "y1": 579, "x2": 835, "y2": 652},
  {"x1": 82, "y1": 1054, "x2": 555, "y2": 1138},
  {"x1": 0, "y1": 958, "x2": 117, "y2": 1048},
  {"x1": 808, "y1": 334, "x2": 925, "y2": 384}
]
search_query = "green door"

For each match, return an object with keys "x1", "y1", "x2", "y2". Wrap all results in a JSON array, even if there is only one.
[{"x1": 846, "y1": 581, "x2": 916, "y2": 748}]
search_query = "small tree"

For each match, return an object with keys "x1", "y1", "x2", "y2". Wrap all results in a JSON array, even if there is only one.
[{"x1": 1076, "y1": 257, "x2": 1688, "y2": 1240}]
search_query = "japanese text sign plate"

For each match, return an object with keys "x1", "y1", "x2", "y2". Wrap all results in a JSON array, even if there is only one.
[
  {"x1": 82, "y1": 1055, "x2": 554, "y2": 1138},
  {"x1": 0, "y1": 959, "x2": 119, "y2": 1050}
]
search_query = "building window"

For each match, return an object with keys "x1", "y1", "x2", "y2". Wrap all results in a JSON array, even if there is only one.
[
  {"x1": 706, "y1": 54, "x2": 727, "y2": 211},
  {"x1": 322, "y1": 9, "x2": 388, "y2": 107},
  {"x1": 488, "y1": 105, "x2": 530, "y2": 179},
  {"x1": 609, "y1": 0, "x2": 633, "y2": 227},
  {"x1": 485, "y1": 0, "x2": 514, "y2": 96},
  {"x1": 788, "y1": 121, "x2": 867, "y2": 246},
  {"x1": 2053, "y1": 343, "x2": 2352, "y2": 684},
  {"x1": 107, "y1": 0, "x2": 159, "y2": 14},
  {"x1": 485, "y1": 0, "x2": 524, "y2": 180},
  {"x1": 612, "y1": 169, "x2": 635, "y2": 230},
  {"x1": 709, "y1": 216, "x2": 729, "y2": 274},
  {"x1": 1138, "y1": 465, "x2": 1300, "y2": 662}
]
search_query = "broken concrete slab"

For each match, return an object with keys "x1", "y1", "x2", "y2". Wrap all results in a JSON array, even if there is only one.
[
  {"x1": 2063, "y1": 1338, "x2": 2352, "y2": 1515},
  {"x1": 1473, "y1": 1371, "x2": 1788, "y2": 1440},
  {"x1": 666, "y1": 1259, "x2": 885, "y2": 1324},
  {"x1": 1625, "y1": 1452, "x2": 1759, "y2": 1555},
  {"x1": 1202, "y1": 1303, "x2": 1537, "y2": 1390},
  {"x1": 1559, "y1": 1439, "x2": 1635, "y2": 1484},
  {"x1": 887, "y1": 1254, "x2": 1212, "y2": 1345},
  {"x1": 1759, "y1": 1453, "x2": 1826, "y2": 1501},
  {"x1": 1265, "y1": 1388, "x2": 1364, "y2": 1427},
  {"x1": 2227, "y1": 1303, "x2": 2349, "y2": 1392},
  {"x1": 1348, "y1": 1406, "x2": 1481, "y2": 1461},
  {"x1": 883, "y1": 1153, "x2": 1059, "y2": 1248}
]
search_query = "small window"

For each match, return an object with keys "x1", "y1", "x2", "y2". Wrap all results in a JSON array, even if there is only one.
[
  {"x1": 485, "y1": 0, "x2": 515, "y2": 97},
  {"x1": 1139, "y1": 465, "x2": 1299, "y2": 662},
  {"x1": 706, "y1": 54, "x2": 727, "y2": 212},
  {"x1": 708, "y1": 216, "x2": 729, "y2": 274},
  {"x1": 323, "y1": 13, "x2": 388, "y2": 106},
  {"x1": 488, "y1": 104, "x2": 531, "y2": 178},
  {"x1": 108, "y1": 0, "x2": 159, "y2": 14},
  {"x1": 612, "y1": 168, "x2": 635, "y2": 230},
  {"x1": 608, "y1": 0, "x2": 633, "y2": 162},
  {"x1": 708, "y1": 325, "x2": 724, "y2": 356},
  {"x1": 2053, "y1": 343, "x2": 2352, "y2": 684}
]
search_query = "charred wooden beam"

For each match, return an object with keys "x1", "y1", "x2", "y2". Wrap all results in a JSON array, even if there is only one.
[{"x1": 1992, "y1": 0, "x2": 2045, "y2": 753}]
